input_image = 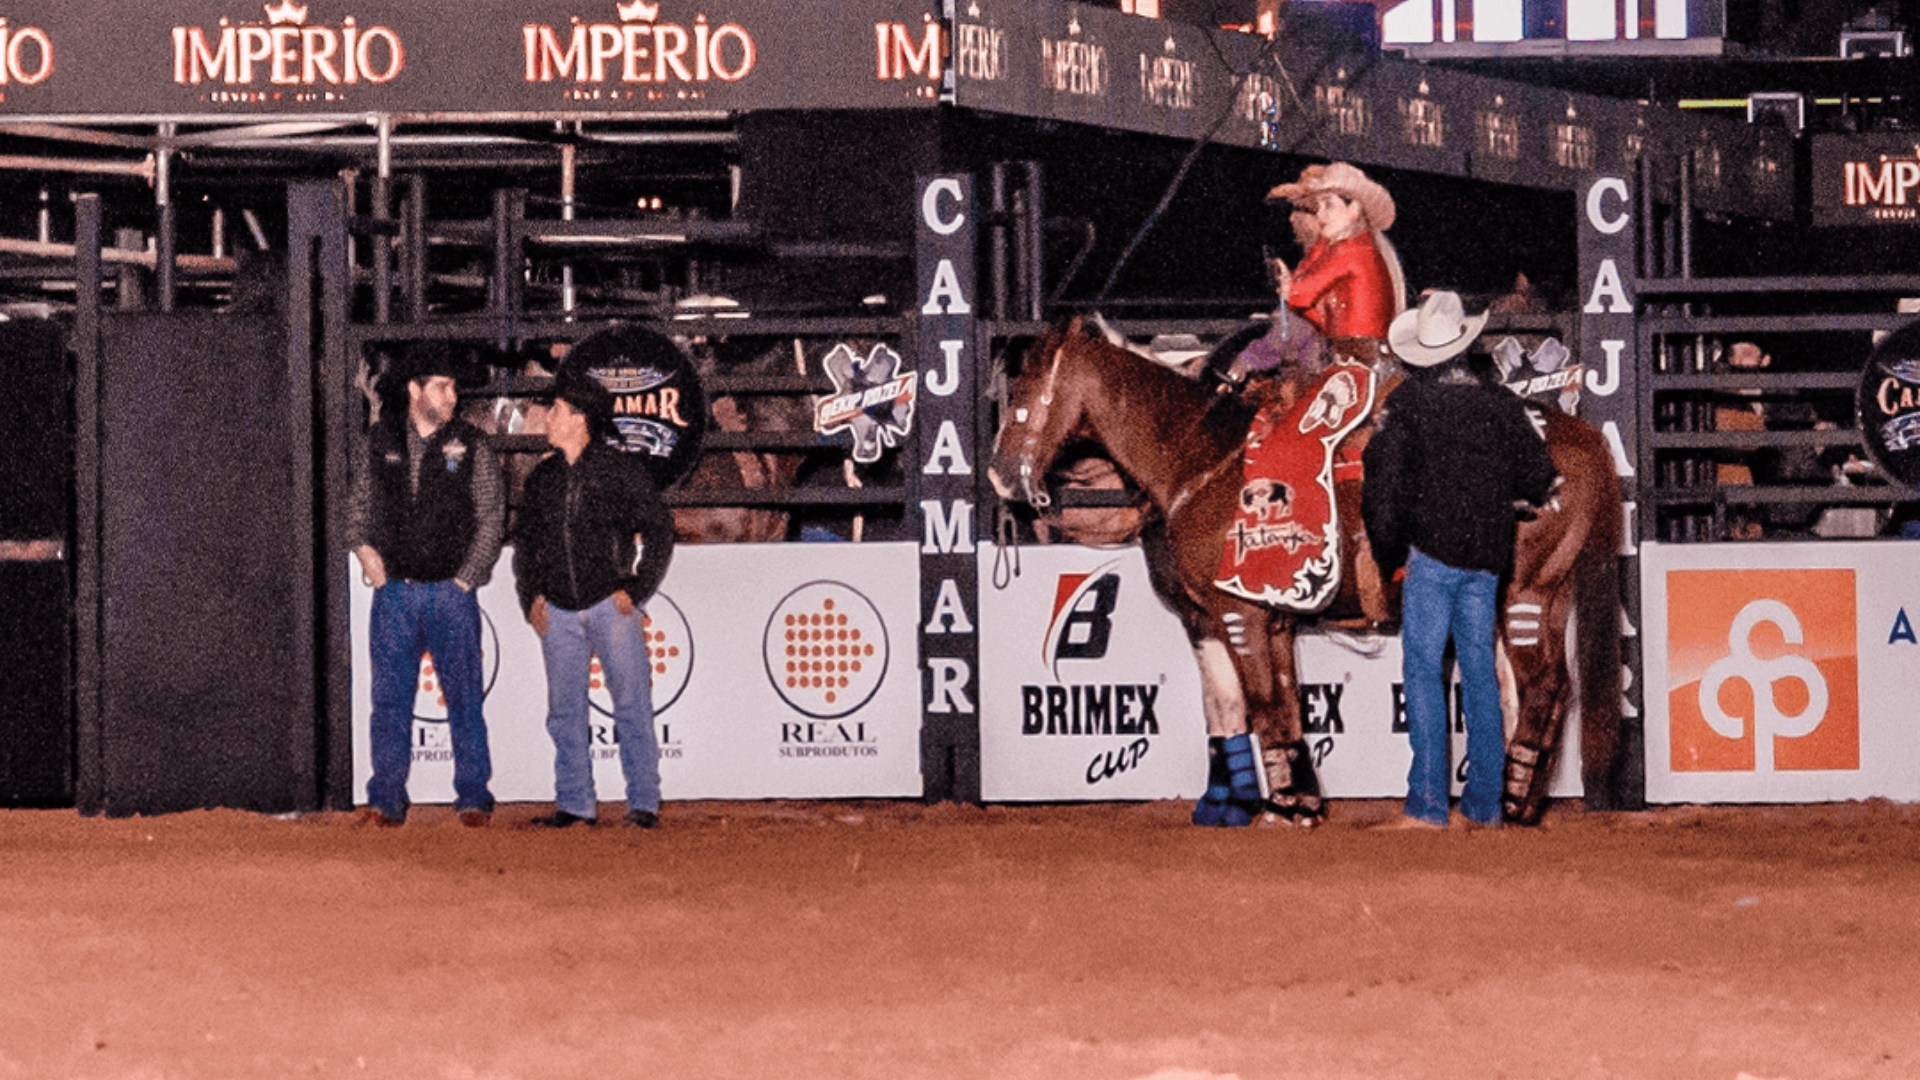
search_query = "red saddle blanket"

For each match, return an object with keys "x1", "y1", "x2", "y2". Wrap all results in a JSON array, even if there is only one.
[{"x1": 1214, "y1": 360, "x2": 1377, "y2": 611}]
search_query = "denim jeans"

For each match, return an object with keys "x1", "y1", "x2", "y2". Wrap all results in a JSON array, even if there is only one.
[
  {"x1": 367, "y1": 579, "x2": 494, "y2": 819},
  {"x1": 1400, "y1": 548, "x2": 1504, "y2": 825},
  {"x1": 541, "y1": 594, "x2": 660, "y2": 819}
]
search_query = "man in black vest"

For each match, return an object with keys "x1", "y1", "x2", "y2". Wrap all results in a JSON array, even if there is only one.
[{"x1": 348, "y1": 344, "x2": 505, "y2": 827}]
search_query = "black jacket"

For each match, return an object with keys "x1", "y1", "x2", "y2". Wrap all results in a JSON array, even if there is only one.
[
  {"x1": 513, "y1": 441, "x2": 675, "y2": 616},
  {"x1": 1360, "y1": 365, "x2": 1559, "y2": 577}
]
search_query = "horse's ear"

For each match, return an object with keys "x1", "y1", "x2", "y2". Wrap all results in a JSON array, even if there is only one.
[{"x1": 1065, "y1": 316, "x2": 1087, "y2": 339}]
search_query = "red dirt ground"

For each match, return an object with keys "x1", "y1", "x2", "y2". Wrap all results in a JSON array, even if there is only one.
[{"x1": 3, "y1": 798, "x2": 1916, "y2": 1080}]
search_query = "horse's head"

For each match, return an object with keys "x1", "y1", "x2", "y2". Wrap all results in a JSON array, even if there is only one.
[{"x1": 988, "y1": 323, "x2": 1099, "y2": 509}]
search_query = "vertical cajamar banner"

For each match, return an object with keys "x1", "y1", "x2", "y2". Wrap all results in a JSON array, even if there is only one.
[
  {"x1": 914, "y1": 174, "x2": 981, "y2": 802},
  {"x1": 1576, "y1": 170, "x2": 1642, "y2": 805}
]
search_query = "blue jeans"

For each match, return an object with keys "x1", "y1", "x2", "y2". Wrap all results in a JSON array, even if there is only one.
[
  {"x1": 367, "y1": 579, "x2": 494, "y2": 819},
  {"x1": 541, "y1": 595, "x2": 660, "y2": 819},
  {"x1": 1400, "y1": 548, "x2": 1504, "y2": 826}
]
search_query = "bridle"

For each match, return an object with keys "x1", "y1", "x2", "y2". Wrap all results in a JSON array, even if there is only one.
[{"x1": 1005, "y1": 338, "x2": 1067, "y2": 509}]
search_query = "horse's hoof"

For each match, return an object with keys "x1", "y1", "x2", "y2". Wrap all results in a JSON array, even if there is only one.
[
  {"x1": 1500, "y1": 797, "x2": 1546, "y2": 827},
  {"x1": 1261, "y1": 796, "x2": 1325, "y2": 828},
  {"x1": 1192, "y1": 791, "x2": 1231, "y2": 827}
]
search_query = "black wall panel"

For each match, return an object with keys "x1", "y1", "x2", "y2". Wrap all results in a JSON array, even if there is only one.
[
  {"x1": 98, "y1": 313, "x2": 302, "y2": 814},
  {"x1": 0, "y1": 320, "x2": 73, "y2": 806}
]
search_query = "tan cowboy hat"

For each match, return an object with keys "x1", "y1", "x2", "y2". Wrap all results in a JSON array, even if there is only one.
[
  {"x1": 1388, "y1": 290, "x2": 1489, "y2": 367},
  {"x1": 1264, "y1": 163, "x2": 1326, "y2": 207},
  {"x1": 1303, "y1": 161, "x2": 1396, "y2": 232}
]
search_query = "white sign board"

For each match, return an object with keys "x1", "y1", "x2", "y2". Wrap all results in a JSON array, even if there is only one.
[
  {"x1": 976, "y1": 545, "x2": 1208, "y2": 801},
  {"x1": 352, "y1": 542, "x2": 924, "y2": 805},
  {"x1": 1641, "y1": 540, "x2": 1920, "y2": 803},
  {"x1": 977, "y1": 544, "x2": 1582, "y2": 802}
]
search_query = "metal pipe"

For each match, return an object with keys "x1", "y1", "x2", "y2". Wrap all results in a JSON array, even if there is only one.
[
  {"x1": 0, "y1": 235, "x2": 233, "y2": 272},
  {"x1": 493, "y1": 188, "x2": 528, "y2": 348},
  {"x1": 114, "y1": 227, "x2": 145, "y2": 310},
  {"x1": 242, "y1": 208, "x2": 270, "y2": 251},
  {"x1": 561, "y1": 138, "x2": 576, "y2": 318},
  {"x1": 339, "y1": 167, "x2": 359, "y2": 270},
  {"x1": 173, "y1": 130, "x2": 737, "y2": 155},
  {"x1": 989, "y1": 162, "x2": 1010, "y2": 321},
  {"x1": 72, "y1": 193, "x2": 104, "y2": 818},
  {"x1": 1678, "y1": 150, "x2": 1693, "y2": 279},
  {"x1": 371, "y1": 115, "x2": 393, "y2": 323},
  {"x1": 1022, "y1": 160, "x2": 1044, "y2": 321},
  {"x1": 404, "y1": 174, "x2": 428, "y2": 323},
  {"x1": 156, "y1": 122, "x2": 176, "y2": 312},
  {"x1": 37, "y1": 186, "x2": 50, "y2": 244},
  {"x1": 0, "y1": 153, "x2": 156, "y2": 180},
  {"x1": 1637, "y1": 151, "x2": 1656, "y2": 281}
]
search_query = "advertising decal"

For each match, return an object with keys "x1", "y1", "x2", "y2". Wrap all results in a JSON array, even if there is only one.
[
  {"x1": 1812, "y1": 133, "x2": 1920, "y2": 228},
  {"x1": 1642, "y1": 541, "x2": 1920, "y2": 803},
  {"x1": 0, "y1": 0, "x2": 939, "y2": 117},
  {"x1": 352, "y1": 542, "x2": 922, "y2": 804},
  {"x1": 977, "y1": 544, "x2": 1582, "y2": 802}
]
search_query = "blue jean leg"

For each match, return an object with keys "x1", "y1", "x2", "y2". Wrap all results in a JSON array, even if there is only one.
[
  {"x1": 421, "y1": 582, "x2": 494, "y2": 813},
  {"x1": 541, "y1": 603, "x2": 601, "y2": 819},
  {"x1": 542, "y1": 596, "x2": 662, "y2": 817},
  {"x1": 588, "y1": 598, "x2": 661, "y2": 815},
  {"x1": 1399, "y1": 549, "x2": 1456, "y2": 826},
  {"x1": 365, "y1": 583, "x2": 421, "y2": 820},
  {"x1": 1451, "y1": 567, "x2": 1505, "y2": 825}
]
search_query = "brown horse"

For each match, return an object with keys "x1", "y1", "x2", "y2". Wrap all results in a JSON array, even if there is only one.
[{"x1": 988, "y1": 320, "x2": 1623, "y2": 825}]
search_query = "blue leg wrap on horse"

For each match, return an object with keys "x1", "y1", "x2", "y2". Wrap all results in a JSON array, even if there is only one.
[
  {"x1": 1192, "y1": 736, "x2": 1232, "y2": 827},
  {"x1": 1222, "y1": 733, "x2": 1263, "y2": 825}
]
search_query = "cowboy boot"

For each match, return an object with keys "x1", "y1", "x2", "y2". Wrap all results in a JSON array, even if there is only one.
[{"x1": 1191, "y1": 737, "x2": 1232, "y2": 826}]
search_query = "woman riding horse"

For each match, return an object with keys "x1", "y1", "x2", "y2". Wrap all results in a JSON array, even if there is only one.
[
  {"x1": 1194, "y1": 162, "x2": 1407, "y2": 826},
  {"x1": 1224, "y1": 162, "x2": 1405, "y2": 388}
]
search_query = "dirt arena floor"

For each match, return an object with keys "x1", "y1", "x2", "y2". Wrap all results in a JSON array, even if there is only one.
[{"x1": 2, "y1": 798, "x2": 1916, "y2": 1080}]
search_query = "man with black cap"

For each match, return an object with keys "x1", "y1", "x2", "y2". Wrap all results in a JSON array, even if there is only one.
[
  {"x1": 349, "y1": 343, "x2": 505, "y2": 827},
  {"x1": 1361, "y1": 291, "x2": 1558, "y2": 831},
  {"x1": 514, "y1": 363, "x2": 675, "y2": 829}
]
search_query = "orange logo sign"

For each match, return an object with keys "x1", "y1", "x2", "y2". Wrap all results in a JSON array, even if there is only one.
[{"x1": 1666, "y1": 570, "x2": 1858, "y2": 773}]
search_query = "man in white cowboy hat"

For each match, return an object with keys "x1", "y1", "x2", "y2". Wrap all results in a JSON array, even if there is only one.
[{"x1": 1360, "y1": 291, "x2": 1558, "y2": 830}]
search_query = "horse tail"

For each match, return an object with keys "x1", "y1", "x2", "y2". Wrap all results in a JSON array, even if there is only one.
[{"x1": 1572, "y1": 466, "x2": 1625, "y2": 811}]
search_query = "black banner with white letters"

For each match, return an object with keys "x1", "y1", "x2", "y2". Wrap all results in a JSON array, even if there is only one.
[
  {"x1": 913, "y1": 174, "x2": 982, "y2": 802},
  {"x1": 0, "y1": 0, "x2": 940, "y2": 117}
]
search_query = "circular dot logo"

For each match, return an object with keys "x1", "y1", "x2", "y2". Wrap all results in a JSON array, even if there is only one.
[
  {"x1": 588, "y1": 592, "x2": 694, "y2": 718},
  {"x1": 763, "y1": 581, "x2": 889, "y2": 719},
  {"x1": 413, "y1": 607, "x2": 504, "y2": 724}
]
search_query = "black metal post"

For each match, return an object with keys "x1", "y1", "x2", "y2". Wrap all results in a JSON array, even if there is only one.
[{"x1": 72, "y1": 194, "x2": 104, "y2": 817}]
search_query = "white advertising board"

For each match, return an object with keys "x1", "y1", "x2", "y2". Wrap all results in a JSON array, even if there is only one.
[
  {"x1": 1292, "y1": 632, "x2": 1583, "y2": 801},
  {"x1": 352, "y1": 542, "x2": 924, "y2": 805},
  {"x1": 977, "y1": 544, "x2": 1582, "y2": 803},
  {"x1": 1641, "y1": 541, "x2": 1920, "y2": 804},
  {"x1": 976, "y1": 545, "x2": 1208, "y2": 801}
]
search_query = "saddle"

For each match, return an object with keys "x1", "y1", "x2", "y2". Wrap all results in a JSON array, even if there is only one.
[{"x1": 1213, "y1": 355, "x2": 1380, "y2": 613}]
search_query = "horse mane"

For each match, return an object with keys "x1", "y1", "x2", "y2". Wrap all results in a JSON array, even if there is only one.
[{"x1": 1054, "y1": 319, "x2": 1253, "y2": 456}]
